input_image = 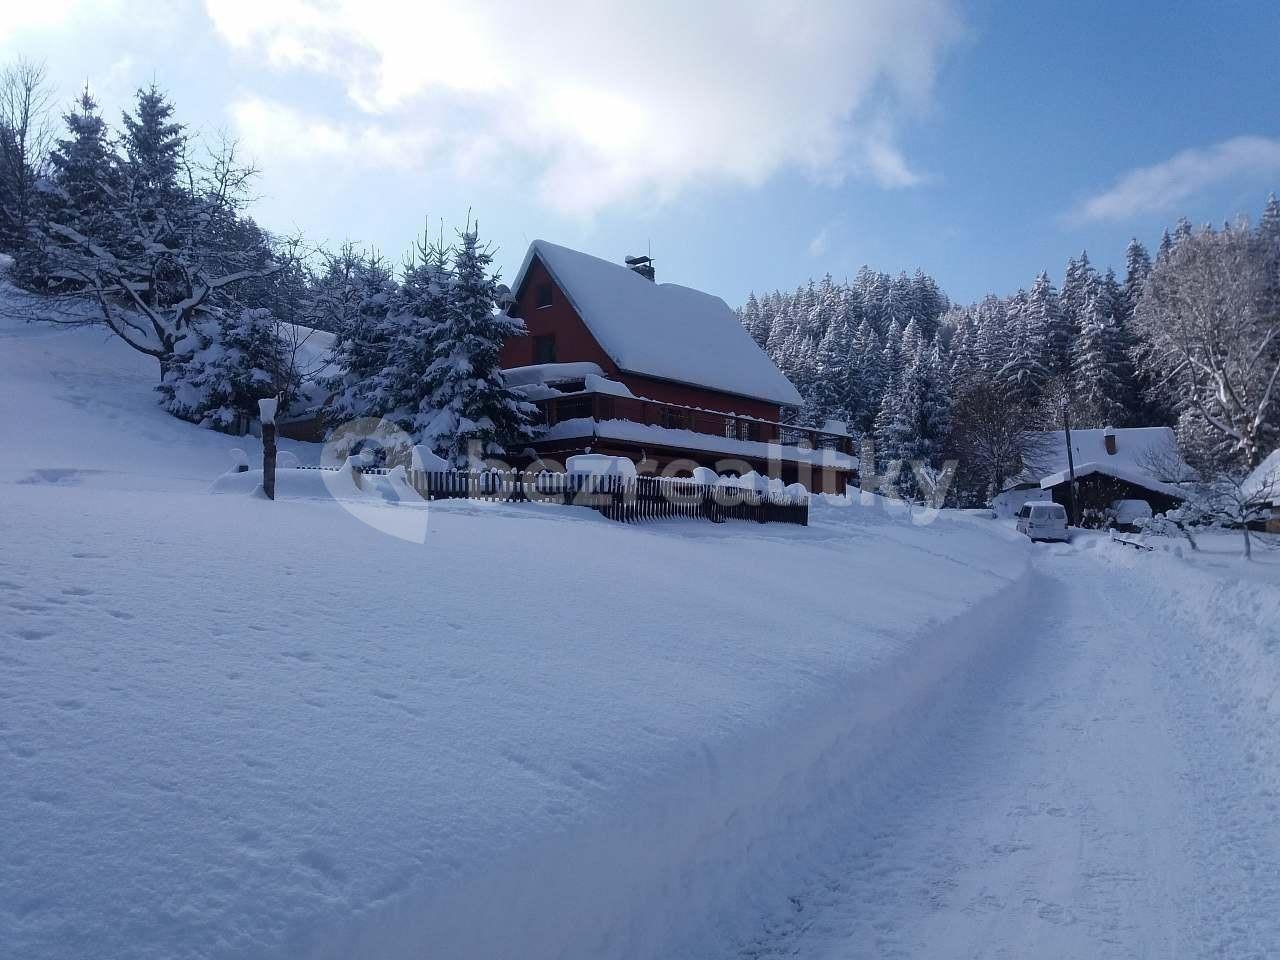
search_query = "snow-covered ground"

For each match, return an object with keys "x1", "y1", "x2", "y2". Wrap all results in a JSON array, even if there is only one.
[
  {"x1": 3, "y1": 288, "x2": 1279, "y2": 958},
  {"x1": 730, "y1": 533, "x2": 1280, "y2": 958}
]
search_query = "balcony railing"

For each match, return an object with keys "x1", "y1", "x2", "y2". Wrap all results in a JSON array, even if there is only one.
[{"x1": 535, "y1": 391, "x2": 855, "y2": 456}]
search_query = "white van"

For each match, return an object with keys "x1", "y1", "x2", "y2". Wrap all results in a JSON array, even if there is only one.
[{"x1": 1015, "y1": 500, "x2": 1070, "y2": 542}]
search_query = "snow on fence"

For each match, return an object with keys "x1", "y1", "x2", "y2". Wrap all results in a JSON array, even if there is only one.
[{"x1": 344, "y1": 466, "x2": 809, "y2": 527}]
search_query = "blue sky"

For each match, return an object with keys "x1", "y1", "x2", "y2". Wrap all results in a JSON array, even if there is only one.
[{"x1": 4, "y1": 1, "x2": 1278, "y2": 306}]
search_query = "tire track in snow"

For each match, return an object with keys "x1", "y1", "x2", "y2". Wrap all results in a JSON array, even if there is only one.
[{"x1": 729, "y1": 548, "x2": 1280, "y2": 959}]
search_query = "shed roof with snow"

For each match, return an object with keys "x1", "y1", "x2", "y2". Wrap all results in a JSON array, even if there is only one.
[
  {"x1": 1242, "y1": 449, "x2": 1280, "y2": 506},
  {"x1": 511, "y1": 240, "x2": 803, "y2": 407},
  {"x1": 1012, "y1": 426, "x2": 1189, "y2": 489}
]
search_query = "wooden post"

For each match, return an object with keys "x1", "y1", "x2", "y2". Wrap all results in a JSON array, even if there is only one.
[
  {"x1": 1061, "y1": 399, "x2": 1079, "y2": 527},
  {"x1": 259, "y1": 396, "x2": 279, "y2": 501}
]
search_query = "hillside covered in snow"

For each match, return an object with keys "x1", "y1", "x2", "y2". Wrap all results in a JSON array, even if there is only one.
[{"x1": 4, "y1": 282, "x2": 1280, "y2": 959}]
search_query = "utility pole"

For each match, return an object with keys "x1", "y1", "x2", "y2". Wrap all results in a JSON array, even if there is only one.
[
  {"x1": 1061, "y1": 397, "x2": 1078, "y2": 526},
  {"x1": 259, "y1": 396, "x2": 279, "y2": 501}
]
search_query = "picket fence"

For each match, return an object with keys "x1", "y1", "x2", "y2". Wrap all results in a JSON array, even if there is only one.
[{"x1": 340, "y1": 466, "x2": 809, "y2": 527}]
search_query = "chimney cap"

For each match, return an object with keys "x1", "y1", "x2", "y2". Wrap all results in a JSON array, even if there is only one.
[{"x1": 624, "y1": 254, "x2": 653, "y2": 266}]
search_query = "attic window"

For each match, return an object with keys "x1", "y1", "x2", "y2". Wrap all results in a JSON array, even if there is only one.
[
  {"x1": 534, "y1": 335, "x2": 557, "y2": 364},
  {"x1": 535, "y1": 282, "x2": 553, "y2": 309}
]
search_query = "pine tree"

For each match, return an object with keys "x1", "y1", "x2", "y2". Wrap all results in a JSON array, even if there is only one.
[
  {"x1": 1060, "y1": 251, "x2": 1095, "y2": 334},
  {"x1": 1026, "y1": 272, "x2": 1068, "y2": 378},
  {"x1": 1072, "y1": 279, "x2": 1131, "y2": 427},
  {"x1": 120, "y1": 83, "x2": 183, "y2": 212},
  {"x1": 900, "y1": 317, "x2": 923, "y2": 361},
  {"x1": 881, "y1": 318, "x2": 904, "y2": 379},
  {"x1": 851, "y1": 319, "x2": 883, "y2": 435},
  {"x1": 974, "y1": 296, "x2": 1009, "y2": 375},
  {"x1": 997, "y1": 311, "x2": 1049, "y2": 408},
  {"x1": 417, "y1": 225, "x2": 536, "y2": 465},
  {"x1": 324, "y1": 251, "x2": 402, "y2": 423},
  {"x1": 158, "y1": 307, "x2": 295, "y2": 431},
  {"x1": 1120, "y1": 238, "x2": 1152, "y2": 326},
  {"x1": 46, "y1": 86, "x2": 116, "y2": 232},
  {"x1": 874, "y1": 371, "x2": 909, "y2": 464},
  {"x1": 1259, "y1": 193, "x2": 1280, "y2": 249},
  {"x1": 807, "y1": 315, "x2": 855, "y2": 427},
  {"x1": 740, "y1": 292, "x2": 768, "y2": 347},
  {"x1": 18, "y1": 85, "x2": 117, "y2": 288}
]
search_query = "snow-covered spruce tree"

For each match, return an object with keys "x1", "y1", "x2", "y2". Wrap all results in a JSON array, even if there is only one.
[
  {"x1": 416, "y1": 225, "x2": 536, "y2": 466},
  {"x1": 345, "y1": 233, "x2": 451, "y2": 442},
  {"x1": 323, "y1": 250, "x2": 402, "y2": 424},
  {"x1": 873, "y1": 370, "x2": 909, "y2": 466},
  {"x1": 997, "y1": 310, "x2": 1050, "y2": 409},
  {"x1": 884, "y1": 345, "x2": 953, "y2": 469},
  {"x1": 120, "y1": 83, "x2": 182, "y2": 217},
  {"x1": 158, "y1": 307, "x2": 297, "y2": 432},
  {"x1": 739, "y1": 292, "x2": 768, "y2": 347},
  {"x1": 1059, "y1": 251, "x2": 1096, "y2": 334},
  {"x1": 973, "y1": 295, "x2": 1009, "y2": 376},
  {"x1": 1072, "y1": 281, "x2": 1130, "y2": 427},
  {"x1": 850, "y1": 318, "x2": 883, "y2": 434},
  {"x1": 19, "y1": 85, "x2": 116, "y2": 288},
  {"x1": 1026, "y1": 272, "x2": 1069, "y2": 379},
  {"x1": 1121, "y1": 238, "x2": 1152, "y2": 325},
  {"x1": 806, "y1": 315, "x2": 855, "y2": 427}
]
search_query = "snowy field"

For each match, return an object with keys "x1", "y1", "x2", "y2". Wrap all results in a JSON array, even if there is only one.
[{"x1": 3, "y1": 291, "x2": 1280, "y2": 958}]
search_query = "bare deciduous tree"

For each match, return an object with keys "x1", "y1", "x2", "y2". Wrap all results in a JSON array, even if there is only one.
[
  {"x1": 948, "y1": 380, "x2": 1055, "y2": 503},
  {"x1": 41, "y1": 137, "x2": 281, "y2": 370},
  {"x1": 0, "y1": 57, "x2": 54, "y2": 246},
  {"x1": 1134, "y1": 221, "x2": 1280, "y2": 469}
]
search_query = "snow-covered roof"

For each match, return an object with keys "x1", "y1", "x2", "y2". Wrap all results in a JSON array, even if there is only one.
[
  {"x1": 1014, "y1": 426, "x2": 1188, "y2": 487},
  {"x1": 1242, "y1": 449, "x2": 1280, "y2": 506},
  {"x1": 512, "y1": 240, "x2": 803, "y2": 407},
  {"x1": 1039, "y1": 460, "x2": 1188, "y2": 499}
]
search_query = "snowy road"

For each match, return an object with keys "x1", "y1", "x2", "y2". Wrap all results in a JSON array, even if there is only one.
[{"x1": 733, "y1": 546, "x2": 1280, "y2": 960}]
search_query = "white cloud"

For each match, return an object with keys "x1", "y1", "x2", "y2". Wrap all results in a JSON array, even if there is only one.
[
  {"x1": 205, "y1": 0, "x2": 963, "y2": 216},
  {"x1": 1070, "y1": 136, "x2": 1280, "y2": 223},
  {"x1": 808, "y1": 227, "x2": 830, "y2": 258},
  {"x1": 229, "y1": 98, "x2": 434, "y2": 170}
]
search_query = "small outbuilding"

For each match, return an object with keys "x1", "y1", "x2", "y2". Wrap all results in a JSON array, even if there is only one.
[{"x1": 1038, "y1": 461, "x2": 1186, "y2": 522}]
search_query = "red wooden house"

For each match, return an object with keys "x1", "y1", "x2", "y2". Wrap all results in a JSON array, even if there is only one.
[{"x1": 500, "y1": 240, "x2": 856, "y2": 492}]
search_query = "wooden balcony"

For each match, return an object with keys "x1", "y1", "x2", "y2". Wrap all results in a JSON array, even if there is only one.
[{"x1": 534, "y1": 391, "x2": 855, "y2": 456}]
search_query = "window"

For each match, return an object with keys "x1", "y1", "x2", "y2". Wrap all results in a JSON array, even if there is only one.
[
  {"x1": 533, "y1": 335, "x2": 557, "y2": 364},
  {"x1": 535, "y1": 282, "x2": 554, "y2": 308},
  {"x1": 738, "y1": 420, "x2": 753, "y2": 441}
]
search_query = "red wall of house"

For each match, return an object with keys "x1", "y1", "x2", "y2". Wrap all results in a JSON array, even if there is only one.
[
  {"x1": 500, "y1": 258, "x2": 617, "y2": 373},
  {"x1": 502, "y1": 256, "x2": 784, "y2": 422}
]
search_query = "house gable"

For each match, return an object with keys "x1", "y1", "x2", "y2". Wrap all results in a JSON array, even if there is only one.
[
  {"x1": 501, "y1": 255, "x2": 617, "y2": 375},
  {"x1": 503, "y1": 240, "x2": 804, "y2": 411}
]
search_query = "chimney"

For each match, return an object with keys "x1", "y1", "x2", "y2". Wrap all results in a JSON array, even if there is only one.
[
  {"x1": 1103, "y1": 425, "x2": 1117, "y2": 456},
  {"x1": 625, "y1": 254, "x2": 655, "y2": 282}
]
